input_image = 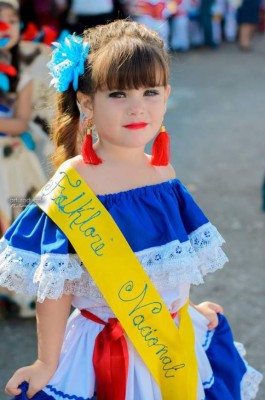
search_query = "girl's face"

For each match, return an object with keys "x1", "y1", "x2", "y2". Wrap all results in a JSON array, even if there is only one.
[
  {"x1": 0, "y1": 6, "x2": 20, "y2": 50},
  {"x1": 79, "y1": 85, "x2": 171, "y2": 151}
]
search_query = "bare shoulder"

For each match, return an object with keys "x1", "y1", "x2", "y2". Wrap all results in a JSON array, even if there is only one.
[
  {"x1": 66, "y1": 155, "x2": 85, "y2": 171},
  {"x1": 157, "y1": 163, "x2": 176, "y2": 182},
  {"x1": 66, "y1": 155, "x2": 97, "y2": 178},
  {"x1": 64, "y1": 156, "x2": 104, "y2": 194}
]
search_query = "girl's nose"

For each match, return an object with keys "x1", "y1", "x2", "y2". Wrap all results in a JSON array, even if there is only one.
[{"x1": 127, "y1": 100, "x2": 145, "y2": 116}]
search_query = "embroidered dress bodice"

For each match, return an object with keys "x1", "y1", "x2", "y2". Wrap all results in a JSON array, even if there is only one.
[{"x1": 0, "y1": 179, "x2": 227, "y2": 313}]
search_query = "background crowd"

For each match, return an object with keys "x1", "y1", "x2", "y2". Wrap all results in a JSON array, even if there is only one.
[{"x1": 19, "y1": 0, "x2": 265, "y2": 51}]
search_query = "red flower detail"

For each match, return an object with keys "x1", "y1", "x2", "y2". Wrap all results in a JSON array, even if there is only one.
[
  {"x1": 0, "y1": 63, "x2": 17, "y2": 76},
  {"x1": 42, "y1": 26, "x2": 58, "y2": 46},
  {"x1": 21, "y1": 22, "x2": 39, "y2": 41},
  {"x1": 0, "y1": 21, "x2": 10, "y2": 31}
]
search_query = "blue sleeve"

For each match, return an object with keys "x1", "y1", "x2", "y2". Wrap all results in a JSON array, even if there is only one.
[
  {"x1": 173, "y1": 180, "x2": 209, "y2": 235},
  {"x1": 0, "y1": 203, "x2": 83, "y2": 302},
  {"x1": 4, "y1": 202, "x2": 74, "y2": 255}
]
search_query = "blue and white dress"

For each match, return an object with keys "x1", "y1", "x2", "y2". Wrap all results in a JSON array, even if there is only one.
[{"x1": 0, "y1": 178, "x2": 262, "y2": 399}]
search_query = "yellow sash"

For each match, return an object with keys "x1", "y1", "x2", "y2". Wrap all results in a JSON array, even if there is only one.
[{"x1": 35, "y1": 164, "x2": 198, "y2": 400}]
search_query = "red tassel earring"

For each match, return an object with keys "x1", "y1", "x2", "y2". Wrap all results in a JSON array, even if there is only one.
[
  {"x1": 151, "y1": 124, "x2": 170, "y2": 166},
  {"x1": 82, "y1": 120, "x2": 102, "y2": 165}
]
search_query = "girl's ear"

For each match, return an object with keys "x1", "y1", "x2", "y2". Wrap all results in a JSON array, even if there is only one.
[
  {"x1": 77, "y1": 92, "x2": 93, "y2": 119},
  {"x1": 165, "y1": 85, "x2": 171, "y2": 102},
  {"x1": 163, "y1": 85, "x2": 171, "y2": 113}
]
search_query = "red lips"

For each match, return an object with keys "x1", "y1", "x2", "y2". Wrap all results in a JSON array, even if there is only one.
[{"x1": 123, "y1": 122, "x2": 148, "y2": 130}]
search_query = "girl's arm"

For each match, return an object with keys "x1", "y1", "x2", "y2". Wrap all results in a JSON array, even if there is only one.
[
  {"x1": 0, "y1": 80, "x2": 33, "y2": 136},
  {"x1": 190, "y1": 300, "x2": 224, "y2": 331},
  {"x1": 5, "y1": 294, "x2": 73, "y2": 398}
]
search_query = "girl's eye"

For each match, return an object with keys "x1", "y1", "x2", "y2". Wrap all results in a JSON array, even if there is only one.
[
  {"x1": 144, "y1": 90, "x2": 160, "y2": 96},
  {"x1": 109, "y1": 91, "x2": 126, "y2": 98}
]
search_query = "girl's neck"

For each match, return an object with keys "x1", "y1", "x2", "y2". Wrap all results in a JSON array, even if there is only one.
[{"x1": 94, "y1": 140, "x2": 148, "y2": 166}]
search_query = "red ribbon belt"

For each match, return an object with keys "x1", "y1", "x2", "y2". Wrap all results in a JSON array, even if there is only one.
[
  {"x1": 81, "y1": 309, "x2": 177, "y2": 400},
  {"x1": 81, "y1": 309, "x2": 129, "y2": 400}
]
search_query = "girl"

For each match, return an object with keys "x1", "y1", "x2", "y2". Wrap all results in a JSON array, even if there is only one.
[
  {"x1": 1, "y1": 20, "x2": 263, "y2": 400},
  {"x1": 0, "y1": 0, "x2": 47, "y2": 318}
]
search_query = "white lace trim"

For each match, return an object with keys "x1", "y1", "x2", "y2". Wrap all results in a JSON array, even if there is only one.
[
  {"x1": 0, "y1": 241, "x2": 83, "y2": 302},
  {"x1": 0, "y1": 222, "x2": 228, "y2": 302},
  {"x1": 235, "y1": 342, "x2": 263, "y2": 399}
]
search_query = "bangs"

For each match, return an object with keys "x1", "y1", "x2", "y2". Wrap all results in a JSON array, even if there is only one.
[{"x1": 91, "y1": 39, "x2": 168, "y2": 91}]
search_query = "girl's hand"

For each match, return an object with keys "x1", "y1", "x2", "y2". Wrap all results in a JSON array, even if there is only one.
[
  {"x1": 193, "y1": 301, "x2": 224, "y2": 330},
  {"x1": 5, "y1": 359, "x2": 57, "y2": 398}
]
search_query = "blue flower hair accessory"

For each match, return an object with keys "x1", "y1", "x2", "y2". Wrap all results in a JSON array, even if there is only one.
[{"x1": 48, "y1": 33, "x2": 90, "y2": 92}]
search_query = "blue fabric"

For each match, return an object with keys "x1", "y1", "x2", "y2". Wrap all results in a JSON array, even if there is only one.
[
  {"x1": 47, "y1": 34, "x2": 90, "y2": 92},
  {"x1": 204, "y1": 314, "x2": 247, "y2": 399},
  {"x1": 0, "y1": 104, "x2": 10, "y2": 113},
  {"x1": 11, "y1": 382, "x2": 96, "y2": 399},
  {"x1": 11, "y1": 382, "x2": 54, "y2": 399},
  {"x1": 0, "y1": 71, "x2": 10, "y2": 92},
  {"x1": 4, "y1": 179, "x2": 209, "y2": 254},
  {"x1": 20, "y1": 132, "x2": 36, "y2": 151},
  {"x1": 0, "y1": 37, "x2": 10, "y2": 47},
  {"x1": 237, "y1": 0, "x2": 261, "y2": 24}
]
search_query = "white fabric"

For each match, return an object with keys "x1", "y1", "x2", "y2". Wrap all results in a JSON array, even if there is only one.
[
  {"x1": 17, "y1": 72, "x2": 32, "y2": 92},
  {"x1": 71, "y1": 0, "x2": 114, "y2": 15},
  {"x1": 42, "y1": 306, "x2": 262, "y2": 400},
  {"x1": 190, "y1": 21, "x2": 205, "y2": 46},
  {"x1": 0, "y1": 138, "x2": 46, "y2": 221},
  {"x1": 171, "y1": 15, "x2": 190, "y2": 50},
  {"x1": 224, "y1": 5, "x2": 238, "y2": 42},
  {"x1": 0, "y1": 222, "x2": 228, "y2": 302}
]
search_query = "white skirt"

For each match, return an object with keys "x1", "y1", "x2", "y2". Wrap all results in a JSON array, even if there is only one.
[{"x1": 38, "y1": 306, "x2": 262, "y2": 400}]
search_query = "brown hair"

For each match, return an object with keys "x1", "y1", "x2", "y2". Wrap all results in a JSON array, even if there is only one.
[{"x1": 52, "y1": 20, "x2": 169, "y2": 168}]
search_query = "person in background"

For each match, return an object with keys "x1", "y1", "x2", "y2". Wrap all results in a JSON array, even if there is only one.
[
  {"x1": 199, "y1": 0, "x2": 216, "y2": 47},
  {"x1": 170, "y1": 0, "x2": 191, "y2": 52},
  {"x1": 0, "y1": 0, "x2": 49, "y2": 319},
  {"x1": 237, "y1": 0, "x2": 261, "y2": 50},
  {"x1": 19, "y1": 0, "x2": 35, "y2": 28},
  {"x1": 189, "y1": 0, "x2": 205, "y2": 47},
  {"x1": 211, "y1": 0, "x2": 225, "y2": 46},
  {"x1": 31, "y1": 0, "x2": 68, "y2": 31},
  {"x1": 223, "y1": 0, "x2": 242, "y2": 42},
  {"x1": 113, "y1": 0, "x2": 128, "y2": 18},
  {"x1": 124, "y1": 0, "x2": 174, "y2": 48},
  {"x1": 258, "y1": 0, "x2": 265, "y2": 32},
  {"x1": 67, "y1": 0, "x2": 115, "y2": 34}
]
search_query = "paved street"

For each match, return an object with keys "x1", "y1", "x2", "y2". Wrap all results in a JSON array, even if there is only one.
[{"x1": 1, "y1": 34, "x2": 265, "y2": 399}]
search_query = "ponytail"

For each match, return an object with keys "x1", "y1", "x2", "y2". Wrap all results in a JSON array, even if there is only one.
[{"x1": 51, "y1": 88, "x2": 80, "y2": 169}]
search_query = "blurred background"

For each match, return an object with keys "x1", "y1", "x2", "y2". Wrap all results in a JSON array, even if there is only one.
[{"x1": 0, "y1": 0, "x2": 265, "y2": 399}]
